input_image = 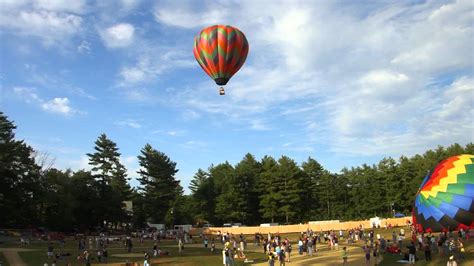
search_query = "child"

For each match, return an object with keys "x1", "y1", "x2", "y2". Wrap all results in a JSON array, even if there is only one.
[{"x1": 342, "y1": 246, "x2": 348, "y2": 266}]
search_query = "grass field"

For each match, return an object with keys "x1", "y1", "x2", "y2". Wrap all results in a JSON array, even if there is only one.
[
  {"x1": 0, "y1": 251, "x2": 10, "y2": 266},
  {"x1": 1, "y1": 227, "x2": 473, "y2": 265}
]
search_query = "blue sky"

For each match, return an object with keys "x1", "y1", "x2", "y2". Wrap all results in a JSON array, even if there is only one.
[{"x1": 1, "y1": 0, "x2": 473, "y2": 194}]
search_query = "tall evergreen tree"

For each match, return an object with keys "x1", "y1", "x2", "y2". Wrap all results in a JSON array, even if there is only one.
[
  {"x1": 137, "y1": 144, "x2": 181, "y2": 224},
  {"x1": 277, "y1": 156, "x2": 304, "y2": 224},
  {"x1": 234, "y1": 153, "x2": 262, "y2": 225},
  {"x1": 301, "y1": 157, "x2": 325, "y2": 220},
  {"x1": 189, "y1": 168, "x2": 216, "y2": 225},
  {"x1": 0, "y1": 112, "x2": 42, "y2": 227},
  {"x1": 212, "y1": 162, "x2": 244, "y2": 223},
  {"x1": 258, "y1": 156, "x2": 280, "y2": 223},
  {"x1": 87, "y1": 134, "x2": 131, "y2": 227}
]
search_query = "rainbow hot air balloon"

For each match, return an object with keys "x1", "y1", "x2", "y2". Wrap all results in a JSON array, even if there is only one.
[
  {"x1": 193, "y1": 25, "x2": 249, "y2": 95},
  {"x1": 413, "y1": 154, "x2": 474, "y2": 232}
]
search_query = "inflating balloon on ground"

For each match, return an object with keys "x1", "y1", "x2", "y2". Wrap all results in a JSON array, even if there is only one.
[{"x1": 413, "y1": 154, "x2": 474, "y2": 232}]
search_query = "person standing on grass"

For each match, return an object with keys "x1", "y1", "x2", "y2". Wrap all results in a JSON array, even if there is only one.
[
  {"x1": 307, "y1": 237, "x2": 313, "y2": 256},
  {"x1": 223, "y1": 242, "x2": 233, "y2": 266},
  {"x1": 408, "y1": 242, "x2": 416, "y2": 264},
  {"x1": 298, "y1": 238, "x2": 303, "y2": 255},
  {"x1": 211, "y1": 238, "x2": 216, "y2": 253},
  {"x1": 457, "y1": 239, "x2": 465, "y2": 260},
  {"x1": 267, "y1": 251, "x2": 275, "y2": 266},
  {"x1": 144, "y1": 252, "x2": 150, "y2": 266},
  {"x1": 153, "y1": 242, "x2": 158, "y2": 257},
  {"x1": 178, "y1": 238, "x2": 184, "y2": 253},
  {"x1": 363, "y1": 245, "x2": 371, "y2": 266},
  {"x1": 424, "y1": 238, "x2": 431, "y2": 261},
  {"x1": 47, "y1": 243, "x2": 54, "y2": 259},
  {"x1": 84, "y1": 251, "x2": 91, "y2": 266},
  {"x1": 102, "y1": 248, "x2": 108, "y2": 263},
  {"x1": 278, "y1": 246, "x2": 286, "y2": 266},
  {"x1": 342, "y1": 246, "x2": 348, "y2": 266},
  {"x1": 447, "y1": 255, "x2": 457, "y2": 266}
]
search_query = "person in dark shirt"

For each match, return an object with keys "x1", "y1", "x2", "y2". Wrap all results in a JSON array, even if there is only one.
[{"x1": 408, "y1": 242, "x2": 416, "y2": 264}]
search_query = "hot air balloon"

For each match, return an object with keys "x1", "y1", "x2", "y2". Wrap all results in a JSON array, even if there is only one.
[
  {"x1": 193, "y1": 25, "x2": 249, "y2": 95},
  {"x1": 413, "y1": 154, "x2": 474, "y2": 232}
]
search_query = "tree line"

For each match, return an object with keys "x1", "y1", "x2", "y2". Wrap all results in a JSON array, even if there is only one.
[
  {"x1": 188, "y1": 143, "x2": 473, "y2": 226},
  {"x1": 1, "y1": 111, "x2": 472, "y2": 231}
]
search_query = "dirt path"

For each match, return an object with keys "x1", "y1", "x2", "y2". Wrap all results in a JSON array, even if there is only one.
[{"x1": 0, "y1": 248, "x2": 31, "y2": 266}]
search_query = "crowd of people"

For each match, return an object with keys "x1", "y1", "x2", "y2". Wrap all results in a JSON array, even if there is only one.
[{"x1": 32, "y1": 224, "x2": 471, "y2": 266}]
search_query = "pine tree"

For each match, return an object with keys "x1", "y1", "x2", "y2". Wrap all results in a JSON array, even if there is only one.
[
  {"x1": 189, "y1": 168, "x2": 216, "y2": 224},
  {"x1": 234, "y1": 153, "x2": 262, "y2": 225},
  {"x1": 258, "y1": 156, "x2": 282, "y2": 223},
  {"x1": 0, "y1": 112, "x2": 42, "y2": 227},
  {"x1": 212, "y1": 162, "x2": 243, "y2": 223},
  {"x1": 301, "y1": 157, "x2": 325, "y2": 221},
  {"x1": 137, "y1": 144, "x2": 181, "y2": 224},
  {"x1": 87, "y1": 133, "x2": 130, "y2": 226},
  {"x1": 277, "y1": 156, "x2": 304, "y2": 224}
]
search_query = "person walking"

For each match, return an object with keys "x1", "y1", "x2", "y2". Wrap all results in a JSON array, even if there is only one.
[{"x1": 342, "y1": 246, "x2": 348, "y2": 266}]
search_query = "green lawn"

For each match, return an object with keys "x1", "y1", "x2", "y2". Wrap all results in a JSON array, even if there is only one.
[
  {"x1": 1, "y1": 227, "x2": 472, "y2": 265},
  {"x1": 10, "y1": 238, "x2": 267, "y2": 265},
  {"x1": 0, "y1": 251, "x2": 10, "y2": 266}
]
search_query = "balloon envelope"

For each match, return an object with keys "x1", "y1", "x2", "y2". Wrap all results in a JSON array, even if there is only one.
[
  {"x1": 413, "y1": 154, "x2": 474, "y2": 232},
  {"x1": 193, "y1": 25, "x2": 249, "y2": 86}
]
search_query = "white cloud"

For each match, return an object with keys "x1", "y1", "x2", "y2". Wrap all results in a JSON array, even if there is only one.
[
  {"x1": 41, "y1": 97, "x2": 72, "y2": 114},
  {"x1": 13, "y1": 86, "x2": 79, "y2": 115},
  {"x1": 34, "y1": 0, "x2": 87, "y2": 14},
  {"x1": 13, "y1": 86, "x2": 41, "y2": 103},
  {"x1": 115, "y1": 119, "x2": 142, "y2": 129},
  {"x1": 180, "y1": 140, "x2": 208, "y2": 150},
  {"x1": 67, "y1": 155, "x2": 91, "y2": 171},
  {"x1": 153, "y1": 1, "x2": 228, "y2": 28},
  {"x1": 0, "y1": 9, "x2": 82, "y2": 46},
  {"x1": 249, "y1": 119, "x2": 272, "y2": 131},
  {"x1": 77, "y1": 40, "x2": 91, "y2": 53},
  {"x1": 118, "y1": 50, "x2": 194, "y2": 86},
  {"x1": 100, "y1": 23, "x2": 135, "y2": 48},
  {"x1": 181, "y1": 109, "x2": 201, "y2": 120}
]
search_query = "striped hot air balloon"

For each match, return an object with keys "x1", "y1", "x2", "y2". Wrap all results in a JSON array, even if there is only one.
[
  {"x1": 413, "y1": 154, "x2": 474, "y2": 232},
  {"x1": 193, "y1": 25, "x2": 249, "y2": 95}
]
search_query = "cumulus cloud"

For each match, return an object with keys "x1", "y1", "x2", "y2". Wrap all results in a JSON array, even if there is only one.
[
  {"x1": 0, "y1": 10, "x2": 82, "y2": 46},
  {"x1": 100, "y1": 23, "x2": 135, "y2": 48},
  {"x1": 41, "y1": 97, "x2": 72, "y2": 114},
  {"x1": 13, "y1": 86, "x2": 79, "y2": 116}
]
